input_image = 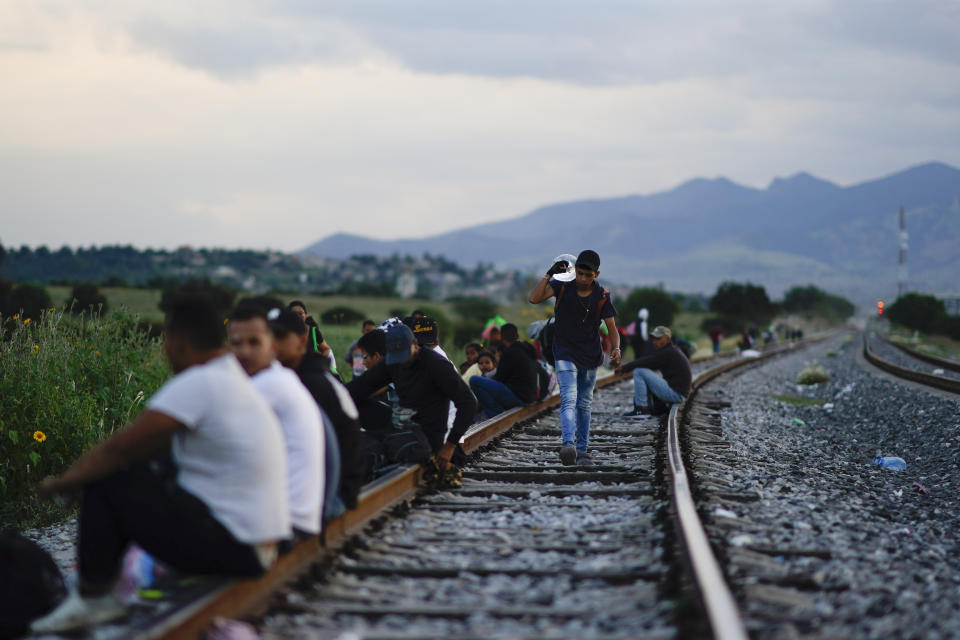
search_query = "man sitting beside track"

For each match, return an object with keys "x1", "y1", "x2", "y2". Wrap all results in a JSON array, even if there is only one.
[
  {"x1": 270, "y1": 308, "x2": 365, "y2": 515},
  {"x1": 346, "y1": 324, "x2": 477, "y2": 470},
  {"x1": 616, "y1": 325, "x2": 692, "y2": 417},
  {"x1": 32, "y1": 295, "x2": 290, "y2": 634},
  {"x1": 228, "y1": 302, "x2": 324, "y2": 539},
  {"x1": 469, "y1": 323, "x2": 538, "y2": 419}
]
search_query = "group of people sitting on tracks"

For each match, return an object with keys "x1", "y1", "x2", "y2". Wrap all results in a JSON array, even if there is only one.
[{"x1": 29, "y1": 249, "x2": 691, "y2": 634}]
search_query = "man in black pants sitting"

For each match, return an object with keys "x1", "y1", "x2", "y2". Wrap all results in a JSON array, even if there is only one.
[
  {"x1": 32, "y1": 296, "x2": 290, "y2": 633},
  {"x1": 347, "y1": 324, "x2": 477, "y2": 470}
]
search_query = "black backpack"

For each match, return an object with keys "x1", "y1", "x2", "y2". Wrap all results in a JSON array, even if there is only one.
[
  {"x1": 0, "y1": 529, "x2": 67, "y2": 638},
  {"x1": 382, "y1": 425, "x2": 432, "y2": 464},
  {"x1": 535, "y1": 361, "x2": 552, "y2": 401},
  {"x1": 539, "y1": 317, "x2": 557, "y2": 366}
]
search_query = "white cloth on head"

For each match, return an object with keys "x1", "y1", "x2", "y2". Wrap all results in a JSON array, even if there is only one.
[
  {"x1": 252, "y1": 360, "x2": 324, "y2": 535},
  {"x1": 638, "y1": 308, "x2": 649, "y2": 341},
  {"x1": 146, "y1": 354, "x2": 291, "y2": 544}
]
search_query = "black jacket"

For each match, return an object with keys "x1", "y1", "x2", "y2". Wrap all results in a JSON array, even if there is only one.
[
  {"x1": 347, "y1": 348, "x2": 477, "y2": 452},
  {"x1": 494, "y1": 341, "x2": 538, "y2": 404},
  {"x1": 295, "y1": 351, "x2": 364, "y2": 509}
]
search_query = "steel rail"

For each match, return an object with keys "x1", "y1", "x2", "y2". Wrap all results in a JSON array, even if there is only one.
[
  {"x1": 664, "y1": 339, "x2": 823, "y2": 640},
  {"x1": 863, "y1": 333, "x2": 960, "y2": 395},
  {"x1": 141, "y1": 338, "x2": 821, "y2": 639},
  {"x1": 875, "y1": 334, "x2": 960, "y2": 374}
]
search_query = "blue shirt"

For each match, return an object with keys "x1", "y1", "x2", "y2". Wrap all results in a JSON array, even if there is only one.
[{"x1": 549, "y1": 279, "x2": 617, "y2": 369}]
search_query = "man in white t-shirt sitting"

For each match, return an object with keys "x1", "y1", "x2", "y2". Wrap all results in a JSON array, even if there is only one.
[
  {"x1": 32, "y1": 295, "x2": 291, "y2": 634},
  {"x1": 228, "y1": 302, "x2": 324, "y2": 538}
]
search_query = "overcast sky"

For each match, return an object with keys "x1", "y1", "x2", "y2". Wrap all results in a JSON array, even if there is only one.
[{"x1": 2, "y1": 1, "x2": 958, "y2": 252}]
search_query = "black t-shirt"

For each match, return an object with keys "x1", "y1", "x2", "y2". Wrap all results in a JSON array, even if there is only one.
[
  {"x1": 295, "y1": 351, "x2": 363, "y2": 509},
  {"x1": 494, "y1": 341, "x2": 539, "y2": 404},
  {"x1": 550, "y1": 279, "x2": 617, "y2": 369}
]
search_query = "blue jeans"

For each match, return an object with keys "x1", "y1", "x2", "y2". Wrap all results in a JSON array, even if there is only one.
[
  {"x1": 321, "y1": 414, "x2": 345, "y2": 522},
  {"x1": 470, "y1": 375, "x2": 524, "y2": 417},
  {"x1": 555, "y1": 360, "x2": 597, "y2": 453},
  {"x1": 633, "y1": 368, "x2": 684, "y2": 408}
]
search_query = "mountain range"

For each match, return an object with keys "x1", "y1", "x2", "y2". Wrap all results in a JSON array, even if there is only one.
[{"x1": 301, "y1": 162, "x2": 960, "y2": 308}]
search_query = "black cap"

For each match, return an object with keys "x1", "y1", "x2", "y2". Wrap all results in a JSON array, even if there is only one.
[
  {"x1": 267, "y1": 307, "x2": 306, "y2": 336},
  {"x1": 404, "y1": 315, "x2": 438, "y2": 346},
  {"x1": 385, "y1": 324, "x2": 416, "y2": 365},
  {"x1": 576, "y1": 249, "x2": 600, "y2": 272}
]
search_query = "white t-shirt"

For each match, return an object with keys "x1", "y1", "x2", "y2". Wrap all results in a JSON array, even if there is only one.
[
  {"x1": 147, "y1": 353, "x2": 291, "y2": 544},
  {"x1": 252, "y1": 361, "x2": 324, "y2": 535}
]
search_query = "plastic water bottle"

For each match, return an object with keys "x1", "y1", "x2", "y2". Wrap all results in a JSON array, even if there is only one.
[{"x1": 874, "y1": 454, "x2": 907, "y2": 471}]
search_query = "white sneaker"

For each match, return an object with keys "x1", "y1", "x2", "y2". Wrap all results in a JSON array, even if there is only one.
[{"x1": 30, "y1": 589, "x2": 127, "y2": 633}]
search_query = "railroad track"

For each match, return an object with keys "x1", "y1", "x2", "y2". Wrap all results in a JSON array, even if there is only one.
[
  {"x1": 72, "y1": 340, "x2": 820, "y2": 640},
  {"x1": 862, "y1": 332, "x2": 960, "y2": 394}
]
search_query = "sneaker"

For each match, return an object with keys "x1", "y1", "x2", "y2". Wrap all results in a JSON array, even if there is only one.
[
  {"x1": 576, "y1": 451, "x2": 594, "y2": 466},
  {"x1": 622, "y1": 406, "x2": 654, "y2": 418},
  {"x1": 558, "y1": 445, "x2": 577, "y2": 466},
  {"x1": 30, "y1": 589, "x2": 127, "y2": 633}
]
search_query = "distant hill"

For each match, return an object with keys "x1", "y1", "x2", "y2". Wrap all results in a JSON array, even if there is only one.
[{"x1": 301, "y1": 162, "x2": 960, "y2": 307}]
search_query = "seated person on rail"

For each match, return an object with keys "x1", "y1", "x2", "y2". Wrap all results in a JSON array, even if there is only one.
[
  {"x1": 33, "y1": 295, "x2": 291, "y2": 634},
  {"x1": 344, "y1": 319, "x2": 377, "y2": 377},
  {"x1": 228, "y1": 302, "x2": 324, "y2": 539},
  {"x1": 459, "y1": 342, "x2": 483, "y2": 377},
  {"x1": 353, "y1": 328, "x2": 393, "y2": 436},
  {"x1": 288, "y1": 300, "x2": 338, "y2": 375},
  {"x1": 469, "y1": 323, "x2": 538, "y2": 419},
  {"x1": 346, "y1": 324, "x2": 477, "y2": 471},
  {"x1": 270, "y1": 307, "x2": 365, "y2": 516},
  {"x1": 616, "y1": 325, "x2": 692, "y2": 417}
]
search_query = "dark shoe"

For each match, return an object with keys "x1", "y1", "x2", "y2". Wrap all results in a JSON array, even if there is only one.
[
  {"x1": 576, "y1": 451, "x2": 594, "y2": 466},
  {"x1": 622, "y1": 406, "x2": 654, "y2": 418},
  {"x1": 559, "y1": 445, "x2": 577, "y2": 466}
]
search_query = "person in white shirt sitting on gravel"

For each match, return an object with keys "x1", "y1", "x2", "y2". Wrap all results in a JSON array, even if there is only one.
[
  {"x1": 228, "y1": 301, "x2": 325, "y2": 540},
  {"x1": 33, "y1": 295, "x2": 291, "y2": 634}
]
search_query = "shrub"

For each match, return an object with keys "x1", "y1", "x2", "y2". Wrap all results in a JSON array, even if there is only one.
[
  {"x1": 796, "y1": 365, "x2": 830, "y2": 385},
  {"x1": 452, "y1": 319, "x2": 486, "y2": 347},
  {"x1": 320, "y1": 306, "x2": 365, "y2": 325},
  {"x1": 66, "y1": 283, "x2": 109, "y2": 315},
  {"x1": 450, "y1": 297, "x2": 498, "y2": 322},
  {"x1": 618, "y1": 287, "x2": 680, "y2": 328},
  {"x1": 0, "y1": 282, "x2": 54, "y2": 321},
  {"x1": 0, "y1": 309, "x2": 168, "y2": 526}
]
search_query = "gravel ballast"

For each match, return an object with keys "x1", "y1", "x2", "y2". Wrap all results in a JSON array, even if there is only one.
[{"x1": 697, "y1": 333, "x2": 960, "y2": 639}]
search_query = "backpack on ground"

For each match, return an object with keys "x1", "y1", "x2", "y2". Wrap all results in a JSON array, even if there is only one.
[
  {"x1": 0, "y1": 529, "x2": 67, "y2": 638},
  {"x1": 382, "y1": 425, "x2": 432, "y2": 464}
]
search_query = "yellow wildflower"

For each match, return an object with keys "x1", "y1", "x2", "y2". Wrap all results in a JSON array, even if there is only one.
[
  {"x1": 33, "y1": 431, "x2": 46, "y2": 443},
  {"x1": 96, "y1": 351, "x2": 101, "y2": 356},
  {"x1": 24, "y1": 318, "x2": 31, "y2": 325},
  {"x1": 49, "y1": 307, "x2": 56, "y2": 312},
  {"x1": 34, "y1": 344, "x2": 39, "y2": 353},
  {"x1": 12, "y1": 314, "x2": 19, "y2": 320},
  {"x1": 223, "y1": 318, "x2": 229, "y2": 325}
]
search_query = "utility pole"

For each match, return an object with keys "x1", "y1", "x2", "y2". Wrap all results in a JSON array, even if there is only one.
[{"x1": 898, "y1": 207, "x2": 907, "y2": 299}]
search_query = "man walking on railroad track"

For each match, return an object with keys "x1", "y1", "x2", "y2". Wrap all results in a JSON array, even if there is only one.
[
  {"x1": 616, "y1": 325, "x2": 691, "y2": 417},
  {"x1": 528, "y1": 250, "x2": 621, "y2": 466},
  {"x1": 32, "y1": 295, "x2": 291, "y2": 634}
]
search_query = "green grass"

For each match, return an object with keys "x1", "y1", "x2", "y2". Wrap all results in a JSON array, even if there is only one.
[
  {"x1": 769, "y1": 394, "x2": 824, "y2": 407},
  {"x1": 0, "y1": 309, "x2": 168, "y2": 528}
]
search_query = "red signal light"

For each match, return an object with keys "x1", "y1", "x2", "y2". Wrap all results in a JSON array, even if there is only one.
[{"x1": 877, "y1": 301, "x2": 884, "y2": 315}]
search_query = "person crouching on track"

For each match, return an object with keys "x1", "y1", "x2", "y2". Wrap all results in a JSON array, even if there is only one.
[
  {"x1": 616, "y1": 325, "x2": 692, "y2": 417},
  {"x1": 32, "y1": 295, "x2": 291, "y2": 634},
  {"x1": 528, "y1": 250, "x2": 621, "y2": 467},
  {"x1": 469, "y1": 323, "x2": 538, "y2": 419},
  {"x1": 228, "y1": 302, "x2": 324, "y2": 540},
  {"x1": 346, "y1": 324, "x2": 477, "y2": 471}
]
